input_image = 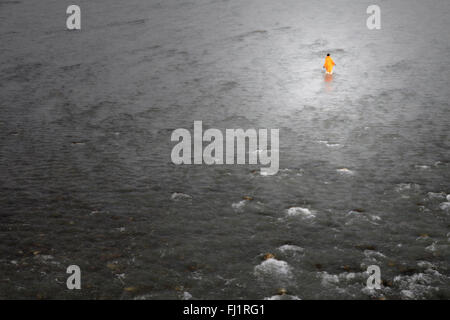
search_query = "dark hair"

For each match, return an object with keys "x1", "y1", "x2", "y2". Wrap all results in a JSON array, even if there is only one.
[{"x1": 327, "y1": 53, "x2": 330, "y2": 56}]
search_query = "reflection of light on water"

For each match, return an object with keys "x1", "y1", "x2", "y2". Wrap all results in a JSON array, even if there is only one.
[
  {"x1": 324, "y1": 73, "x2": 333, "y2": 92},
  {"x1": 282, "y1": 68, "x2": 324, "y2": 110}
]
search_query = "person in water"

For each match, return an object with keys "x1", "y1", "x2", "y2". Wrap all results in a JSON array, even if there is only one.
[{"x1": 323, "y1": 53, "x2": 336, "y2": 74}]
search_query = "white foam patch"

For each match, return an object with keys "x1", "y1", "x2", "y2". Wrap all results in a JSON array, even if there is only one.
[
  {"x1": 394, "y1": 272, "x2": 440, "y2": 300},
  {"x1": 361, "y1": 250, "x2": 387, "y2": 269},
  {"x1": 318, "y1": 272, "x2": 340, "y2": 286},
  {"x1": 363, "y1": 250, "x2": 387, "y2": 260},
  {"x1": 190, "y1": 271, "x2": 202, "y2": 280},
  {"x1": 336, "y1": 168, "x2": 354, "y2": 175},
  {"x1": 286, "y1": 207, "x2": 315, "y2": 219},
  {"x1": 342, "y1": 272, "x2": 363, "y2": 282},
  {"x1": 361, "y1": 286, "x2": 387, "y2": 299},
  {"x1": 414, "y1": 165, "x2": 430, "y2": 170},
  {"x1": 319, "y1": 271, "x2": 385, "y2": 298},
  {"x1": 345, "y1": 212, "x2": 381, "y2": 226},
  {"x1": 182, "y1": 292, "x2": 192, "y2": 300},
  {"x1": 264, "y1": 294, "x2": 301, "y2": 300},
  {"x1": 232, "y1": 200, "x2": 248, "y2": 211},
  {"x1": 395, "y1": 183, "x2": 421, "y2": 192},
  {"x1": 318, "y1": 140, "x2": 341, "y2": 148},
  {"x1": 133, "y1": 294, "x2": 153, "y2": 300},
  {"x1": 171, "y1": 192, "x2": 192, "y2": 201},
  {"x1": 439, "y1": 202, "x2": 450, "y2": 211},
  {"x1": 425, "y1": 242, "x2": 438, "y2": 253},
  {"x1": 417, "y1": 261, "x2": 436, "y2": 269},
  {"x1": 37, "y1": 254, "x2": 54, "y2": 261},
  {"x1": 34, "y1": 254, "x2": 61, "y2": 266},
  {"x1": 254, "y1": 258, "x2": 293, "y2": 279},
  {"x1": 278, "y1": 244, "x2": 304, "y2": 253},
  {"x1": 400, "y1": 290, "x2": 415, "y2": 299},
  {"x1": 426, "y1": 192, "x2": 446, "y2": 199},
  {"x1": 273, "y1": 168, "x2": 305, "y2": 177}
]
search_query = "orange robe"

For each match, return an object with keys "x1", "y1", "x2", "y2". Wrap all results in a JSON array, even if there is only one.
[{"x1": 323, "y1": 56, "x2": 335, "y2": 73}]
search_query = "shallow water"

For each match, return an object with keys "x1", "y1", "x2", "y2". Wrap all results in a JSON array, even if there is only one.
[{"x1": 0, "y1": 0, "x2": 449, "y2": 299}]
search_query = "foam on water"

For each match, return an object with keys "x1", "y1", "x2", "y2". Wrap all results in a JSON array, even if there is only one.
[
  {"x1": 360, "y1": 250, "x2": 387, "y2": 268},
  {"x1": 318, "y1": 140, "x2": 341, "y2": 148},
  {"x1": 33, "y1": 254, "x2": 60, "y2": 266},
  {"x1": 171, "y1": 192, "x2": 192, "y2": 201},
  {"x1": 395, "y1": 183, "x2": 421, "y2": 193},
  {"x1": 417, "y1": 261, "x2": 436, "y2": 269},
  {"x1": 336, "y1": 168, "x2": 354, "y2": 175},
  {"x1": 439, "y1": 202, "x2": 450, "y2": 211},
  {"x1": 232, "y1": 200, "x2": 248, "y2": 212},
  {"x1": 363, "y1": 250, "x2": 386, "y2": 260},
  {"x1": 133, "y1": 294, "x2": 153, "y2": 300},
  {"x1": 286, "y1": 207, "x2": 315, "y2": 219},
  {"x1": 426, "y1": 192, "x2": 446, "y2": 200},
  {"x1": 264, "y1": 294, "x2": 301, "y2": 300},
  {"x1": 393, "y1": 271, "x2": 443, "y2": 300},
  {"x1": 318, "y1": 271, "x2": 366, "y2": 287},
  {"x1": 318, "y1": 270, "x2": 391, "y2": 299},
  {"x1": 277, "y1": 244, "x2": 304, "y2": 253},
  {"x1": 345, "y1": 211, "x2": 382, "y2": 226},
  {"x1": 425, "y1": 242, "x2": 438, "y2": 253},
  {"x1": 254, "y1": 258, "x2": 293, "y2": 280},
  {"x1": 318, "y1": 272, "x2": 340, "y2": 286},
  {"x1": 182, "y1": 291, "x2": 192, "y2": 300}
]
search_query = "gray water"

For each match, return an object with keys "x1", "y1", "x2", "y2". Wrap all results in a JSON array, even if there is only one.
[{"x1": 0, "y1": 0, "x2": 449, "y2": 299}]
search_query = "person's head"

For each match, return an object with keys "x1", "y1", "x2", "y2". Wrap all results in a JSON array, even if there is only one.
[{"x1": 327, "y1": 53, "x2": 330, "y2": 56}]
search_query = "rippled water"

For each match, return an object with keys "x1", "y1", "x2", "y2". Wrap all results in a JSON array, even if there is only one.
[{"x1": 0, "y1": 0, "x2": 449, "y2": 299}]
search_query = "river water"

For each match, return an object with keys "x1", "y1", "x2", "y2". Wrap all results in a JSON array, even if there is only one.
[{"x1": 0, "y1": 0, "x2": 449, "y2": 299}]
